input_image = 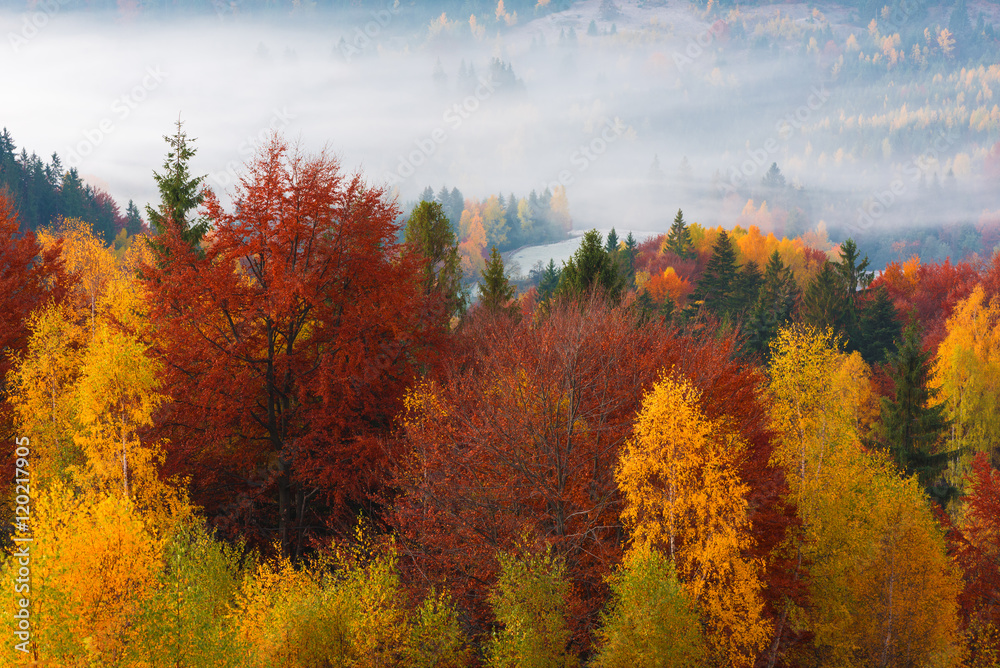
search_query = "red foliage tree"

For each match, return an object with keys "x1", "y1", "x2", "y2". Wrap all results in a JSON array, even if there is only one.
[
  {"x1": 952, "y1": 453, "x2": 1000, "y2": 660},
  {"x1": 872, "y1": 257, "x2": 980, "y2": 353},
  {"x1": 391, "y1": 298, "x2": 798, "y2": 654},
  {"x1": 143, "y1": 137, "x2": 432, "y2": 557},
  {"x1": 0, "y1": 191, "x2": 70, "y2": 439}
]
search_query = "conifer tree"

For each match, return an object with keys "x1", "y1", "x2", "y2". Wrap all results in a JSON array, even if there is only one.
[
  {"x1": 147, "y1": 119, "x2": 208, "y2": 250},
  {"x1": 558, "y1": 229, "x2": 623, "y2": 300},
  {"x1": 664, "y1": 209, "x2": 694, "y2": 259},
  {"x1": 405, "y1": 201, "x2": 466, "y2": 320},
  {"x1": 605, "y1": 227, "x2": 619, "y2": 254},
  {"x1": 880, "y1": 326, "x2": 956, "y2": 504},
  {"x1": 745, "y1": 251, "x2": 798, "y2": 357},
  {"x1": 124, "y1": 200, "x2": 144, "y2": 236},
  {"x1": 478, "y1": 246, "x2": 516, "y2": 314},
  {"x1": 622, "y1": 232, "x2": 638, "y2": 287},
  {"x1": 836, "y1": 238, "x2": 873, "y2": 343},
  {"x1": 857, "y1": 286, "x2": 900, "y2": 364},
  {"x1": 689, "y1": 229, "x2": 737, "y2": 318},
  {"x1": 801, "y1": 262, "x2": 848, "y2": 333},
  {"x1": 538, "y1": 259, "x2": 561, "y2": 302}
]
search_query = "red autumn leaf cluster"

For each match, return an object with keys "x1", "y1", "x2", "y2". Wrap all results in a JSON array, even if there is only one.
[
  {"x1": 143, "y1": 138, "x2": 434, "y2": 556},
  {"x1": 390, "y1": 297, "x2": 798, "y2": 644}
]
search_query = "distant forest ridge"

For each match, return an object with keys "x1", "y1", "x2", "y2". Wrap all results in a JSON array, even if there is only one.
[
  {"x1": 0, "y1": 128, "x2": 143, "y2": 243},
  {"x1": 0, "y1": 0, "x2": 978, "y2": 21}
]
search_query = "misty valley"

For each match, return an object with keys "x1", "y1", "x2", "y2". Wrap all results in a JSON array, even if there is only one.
[{"x1": 2, "y1": 0, "x2": 1000, "y2": 666}]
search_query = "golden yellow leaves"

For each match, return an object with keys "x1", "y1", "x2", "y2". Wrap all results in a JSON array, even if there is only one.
[
  {"x1": 0, "y1": 482, "x2": 161, "y2": 665},
  {"x1": 933, "y1": 286, "x2": 1000, "y2": 470},
  {"x1": 617, "y1": 374, "x2": 769, "y2": 668},
  {"x1": 768, "y1": 324, "x2": 962, "y2": 667}
]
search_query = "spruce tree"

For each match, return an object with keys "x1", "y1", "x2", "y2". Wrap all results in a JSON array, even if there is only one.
[
  {"x1": 801, "y1": 262, "x2": 848, "y2": 333},
  {"x1": 124, "y1": 200, "x2": 144, "y2": 236},
  {"x1": 745, "y1": 251, "x2": 798, "y2": 357},
  {"x1": 405, "y1": 200, "x2": 466, "y2": 319},
  {"x1": 538, "y1": 259, "x2": 561, "y2": 301},
  {"x1": 730, "y1": 260, "x2": 762, "y2": 317},
  {"x1": 689, "y1": 229, "x2": 737, "y2": 318},
  {"x1": 622, "y1": 232, "x2": 638, "y2": 287},
  {"x1": 664, "y1": 209, "x2": 694, "y2": 259},
  {"x1": 147, "y1": 118, "x2": 208, "y2": 250},
  {"x1": 558, "y1": 229, "x2": 623, "y2": 300},
  {"x1": 478, "y1": 246, "x2": 516, "y2": 314},
  {"x1": 605, "y1": 227, "x2": 619, "y2": 254},
  {"x1": 857, "y1": 286, "x2": 901, "y2": 364},
  {"x1": 836, "y1": 238, "x2": 873, "y2": 343},
  {"x1": 880, "y1": 326, "x2": 957, "y2": 504}
]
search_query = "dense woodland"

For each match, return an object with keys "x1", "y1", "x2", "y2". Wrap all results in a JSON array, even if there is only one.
[{"x1": 0, "y1": 119, "x2": 999, "y2": 667}]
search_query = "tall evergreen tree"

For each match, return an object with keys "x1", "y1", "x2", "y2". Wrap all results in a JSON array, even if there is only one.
[
  {"x1": 745, "y1": 251, "x2": 798, "y2": 357},
  {"x1": 857, "y1": 285, "x2": 900, "y2": 364},
  {"x1": 665, "y1": 209, "x2": 694, "y2": 259},
  {"x1": 605, "y1": 227, "x2": 619, "y2": 254},
  {"x1": 731, "y1": 260, "x2": 762, "y2": 316},
  {"x1": 124, "y1": 200, "x2": 144, "y2": 236},
  {"x1": 538, "y1": 259, "x2": 561, "y2": 302},
  {"x1": 689, "y1": 229, "x2": 738, "y2": 318},
  {"x1": 558, "y1": 229, "x2": 623, "y2": 300},
  {"x1": 879, "y1": 326, "x2": 957, "y2": 504},
  {"x1": 622, "y1": 232, "x2": 638, "y2": 287},
  {"x1": 801, "y1": 261, "x2": 848, "y2": 333},
  {"x1": 405, "y1": 200, "x2": 466, "y2": 320},
  {"x1": 147, "y1": 119, "x2": 208, "y2": 250},
  {"x1": 836, "y1": 238, "x2": 873, "y2": 340},
  {"x1": 478, "y1": 246, "x2": 516, "y2": 315},
  {"x1": 761, "y1": 162, "x2": 786, "y2": 189}
]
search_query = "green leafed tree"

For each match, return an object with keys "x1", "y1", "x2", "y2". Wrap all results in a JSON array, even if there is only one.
[
  {"x1": 405, "y1": 200, "x2": 466, "y2": 320},
  {"x1": 124, "y1": 199, "x2": 144, "y2": 236},
  {"x1": 800, "y1": 261, "x2": 848, "y2": 334},
  {"x1": 857, "y1": 285, "x2": 900, "y2": 364},
  {"x1": 538, "y1": 259, "x2": 561, "y2": 302},
  {"x1": 836, "y1": 238, "x2": 873, "y2": 344},
  {"x1": 406, "y1": 588, "x2": 471, "y2": 668},
  {"x1": 744, "y1": 251, "x2": 798, "y2": 358},
  {"x1": 688, "y1": 229, "x2": 737, "y2": 319},
  {"x1": 664, "y1": 209, "x2": 694, "y2": 260},
  {"x1": 478, "y1": 246, "x2": 517, "y2": 315},
  {"x1": 146, "y1": 119, "x2": 208, "y2": 251},
  {"x1": 592, "y1": 546, "x2": 707, "y2": 668},
  {"x1": 605, "y1": 227, "x2": 620, "y2": 254},
  {"x1": 558, "y1": 229, "x2": 623, "y2": 301},
  {"x1": 485, "y1": 548, "x2": 578, "y2": 668},
  {"x1": 623, "y1": 232, "x2": 638, "y2": 288},
  {"x1": 130, "y1": 521, "x2": 247, "y2": 667},
  {"x1": 880, "y1": 326, "x2": 956, "y2": 503}
]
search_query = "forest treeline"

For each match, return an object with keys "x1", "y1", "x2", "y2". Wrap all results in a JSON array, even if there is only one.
[{"x1": 2, "y1": 126, "x2": 1000, "y2": 667}]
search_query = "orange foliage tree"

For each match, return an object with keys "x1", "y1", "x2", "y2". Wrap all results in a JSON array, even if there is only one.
[
  {"x1": 391, "y1": 298, "x2": 796, "y2": 651},
  {"x1": 0, "y1": 192, "x2": 70, "y2": 441}
]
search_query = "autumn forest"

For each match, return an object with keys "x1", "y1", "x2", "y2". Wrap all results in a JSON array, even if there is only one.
[
  {"x1": 4, "y1": 0, "x2": 1000, "y2": 663},
  {"x1": 0, "y1": 115, "x2": 997, "y2": 667}
]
